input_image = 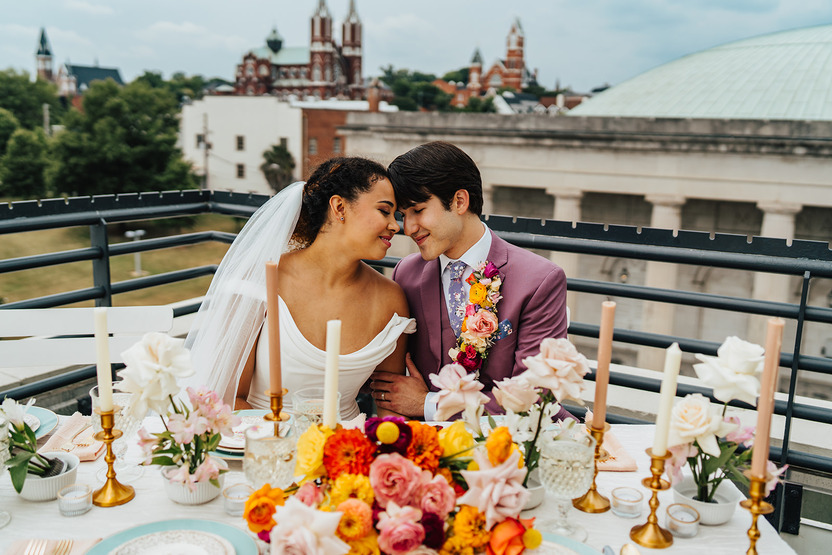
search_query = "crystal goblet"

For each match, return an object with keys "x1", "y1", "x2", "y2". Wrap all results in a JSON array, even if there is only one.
[
  {"x1": 292, "y1": 388, "x2": 339, "y2": 436},
  {"x1": 537, "y1": 431, "x2": 596, "y2": 542},
  {"x1": 90, "y1": 385, "x2": 145, "y2": 483},
  {"x1": 243, "y1": 423, "x2": 296, "y2": 490}
]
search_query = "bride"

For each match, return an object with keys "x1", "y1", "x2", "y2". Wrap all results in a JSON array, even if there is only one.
[{"x1": 184, "y1": 157, "x2": 414, "y2": 420}]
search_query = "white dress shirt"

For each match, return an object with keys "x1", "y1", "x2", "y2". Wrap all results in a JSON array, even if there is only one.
[{"x1": 424, "y1": 222, "x2": 492, "y2": 420}]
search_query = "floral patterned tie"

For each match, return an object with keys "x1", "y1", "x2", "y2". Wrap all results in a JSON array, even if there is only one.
[{"x1": 447, "y1": 260, "x2": 467, "y2": 336}]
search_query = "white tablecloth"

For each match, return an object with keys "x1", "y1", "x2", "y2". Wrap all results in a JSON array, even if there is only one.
[{"x1": 0, "y1": 422, "x2": 796, "y2": 554}]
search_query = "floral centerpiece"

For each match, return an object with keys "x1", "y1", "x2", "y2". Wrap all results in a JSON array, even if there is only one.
[
  {"x1": 116, "y1": 332, "x2": 239, "y2": 490},
  {"x1": 0, "y1": 398, "x2": 66, "y2": 492},
  {"x1": 433, "y1": 337, "x2": 590, "y2": 485},
  {"x1": 666, "y1": 336, "x2": 787, "y2": 502},
  {"x1": 243, "y1": 416, "x2": 544, "y2": 555}
]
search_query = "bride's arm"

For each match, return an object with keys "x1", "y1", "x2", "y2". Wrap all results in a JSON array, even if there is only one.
[
  {"x1": 235, "y1": 339, "x2": 258, "y2": 410},
  {"x1": 371, "y1": 283, "x2": 410, "y2": 417}
]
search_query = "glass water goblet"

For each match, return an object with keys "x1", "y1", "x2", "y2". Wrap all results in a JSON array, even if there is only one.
[
  {"x1": 244, "y1": 423, "x2": 296, "y2": 490},
  {"x1": 537, "y1": 431, "x2": 596, "y2": 542},
  {"x1": 90, "y1": 385, "x2": 145, "y2": 483},
  {"x1": 292, "y1": 387, "x2": 338, "y2": 436}
]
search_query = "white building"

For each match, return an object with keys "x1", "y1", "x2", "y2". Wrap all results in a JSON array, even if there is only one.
[{"x1": 180, "y1": 96, "x2": 303, "y2": 195}]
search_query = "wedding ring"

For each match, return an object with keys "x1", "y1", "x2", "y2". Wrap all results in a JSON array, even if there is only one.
[{"x1": 382, "y1": 393, "x2": 385, "y2": 401}]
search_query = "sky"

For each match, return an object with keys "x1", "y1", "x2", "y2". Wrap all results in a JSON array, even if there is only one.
[{"x1": 2, "y1": 0, "x2": 832, "y2": 92}]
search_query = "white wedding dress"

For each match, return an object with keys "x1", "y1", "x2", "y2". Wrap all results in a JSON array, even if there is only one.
[{"x1": 248, "y1": 297, "x2": 416, "y2": 420}]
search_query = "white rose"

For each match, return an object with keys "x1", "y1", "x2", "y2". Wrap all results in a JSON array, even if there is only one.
[
  {"x1": 493, "y1": 376, "x2": 539, "y2": 413},
  {"x1": 667, "y1": 394, "x2": 737, "y2": 457},
  {"x1": 693, "y1": 336, "x2": 765, "y2": 405},
  {"x1": 520, "y1": 338, "x2": 589, "y2": 403}
]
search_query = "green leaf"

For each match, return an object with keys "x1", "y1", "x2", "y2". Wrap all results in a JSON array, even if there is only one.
[
  {"x1": 9, "y1": 460, "x2": 27, "y2": 493},
  {"x1": 702, "y1": 443, "x2": 738, "y2": 477}
]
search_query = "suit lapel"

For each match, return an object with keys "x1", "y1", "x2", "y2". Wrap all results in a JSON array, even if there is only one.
[
  {"x1": 488, "y1": 230, "x2": 509, "y2": 271},
  {"x1": 419, "y1": 259, "x2": 443, "y2": 372}
]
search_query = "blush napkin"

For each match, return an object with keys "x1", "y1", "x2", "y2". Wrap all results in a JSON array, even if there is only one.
[{"x1": 38, "y1": 412, "x2": 105, "y2": 461}]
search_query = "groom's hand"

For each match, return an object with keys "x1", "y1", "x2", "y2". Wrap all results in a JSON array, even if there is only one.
[{"x1": 371, "y1": 354, "x2": 428, "y2": 418}]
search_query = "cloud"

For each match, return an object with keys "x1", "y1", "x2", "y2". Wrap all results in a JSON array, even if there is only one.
[
  {"x1": 64, "y1": 0, "x2": 115, "y2": 16},
  {"x1": 136, "y1": 21, "x2": 249, "y2": 52},
  {"x1": 48, "y1": 28, "x2": 95, "y2": 50},
  {"x1": 0, "y1": 23, "x2": 38, "y2": 39}
]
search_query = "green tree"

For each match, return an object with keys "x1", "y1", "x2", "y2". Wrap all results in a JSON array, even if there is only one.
[
  {"x1": 48, "y1": 79, "x2": 197, "y2": 196},
  {"x1": 0, "y1": 69, "x2": 64, "y2": 130},
  {"x1": 0, "y1": 108, "x2": 20, "y2": 155},
  {"x1": 134, "y1": 70, "x2": 208, "y2": 103},
  {"x1": 0, "y1": 128, "x2": 48, "y2": 198},
  {"x1": 442, "y1": 68, "x2": 469, "y2": 84},
  {"x1": 260, "y1": 144, "x2": 296, "y2": 193},
  {"x1": 463, "y1": 96, "x2": 495, "y2": 113}
]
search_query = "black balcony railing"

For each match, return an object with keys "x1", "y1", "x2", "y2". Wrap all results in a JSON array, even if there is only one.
[{"x1": 2, "y1": 189, "x2": 832, "y2": 533}]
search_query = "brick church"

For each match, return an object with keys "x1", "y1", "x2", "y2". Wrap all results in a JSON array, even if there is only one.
[{"x1": 234, "y1": 0, "x2": 364, "y2": 99}]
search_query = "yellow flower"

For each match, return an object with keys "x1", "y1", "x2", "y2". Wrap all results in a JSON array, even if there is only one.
[
  {"x1": 510, "y1": 442, "x2": 525, "y2": 469},
  {"x1": 330, "y1": 473, "x2": 375, "y2": 507},
  {"x1": 295, "y1": 423, "x2": 334, "y2": 480},
  {"x1": 453, "y1": 505, "x2": 491, "y2": 549},
  {"x1": 348, "y1": 531, "x2": 380, "y2": 555},
  {"x1": 439, "y1": 421, "x2": 475, "y2": 460},
  {"x1": 440, "y1": 535, "x2": 475, "y2": 555},
  {"x1": 486, "y1": 426, "x2": 513, "y2": 466},
  {"x1": 469, "y1": 283, "x2": 488, "y2": 305}
]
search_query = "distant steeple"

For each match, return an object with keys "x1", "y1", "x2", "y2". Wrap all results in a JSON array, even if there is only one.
[
  {"x1": 266, "y1": 27, "x2": 283, "y2": 53},
  {"x1": 346, "y1": 0, "x2": 360, "y2": 23},
  {"x1": 36, "y1": 28, "x2": 54, "y2": 82},
  {"x1": 471, "y1": 48, "x2": 483, "y2": 65}
]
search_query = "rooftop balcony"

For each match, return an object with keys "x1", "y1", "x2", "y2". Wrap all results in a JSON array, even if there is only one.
[{"x1": 1, "y1": 189, "x2": 830, "y2": 552}]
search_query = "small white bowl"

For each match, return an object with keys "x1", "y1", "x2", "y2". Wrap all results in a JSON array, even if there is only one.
[
  {"x1": 18, "y1": 451, "x2": 80, "y2": 502},
  {"x1": 161, "y1": 458, "x2": 228, "y2": 505}
]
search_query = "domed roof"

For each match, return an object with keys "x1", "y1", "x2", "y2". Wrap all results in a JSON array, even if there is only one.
[{"x1": 569, "y1": 24, "x2": 832, "y2": 120}]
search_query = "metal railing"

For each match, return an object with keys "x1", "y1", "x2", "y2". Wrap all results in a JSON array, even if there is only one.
[{"x1": 2, "y1": 189, "x2": 832, "y2": 532}]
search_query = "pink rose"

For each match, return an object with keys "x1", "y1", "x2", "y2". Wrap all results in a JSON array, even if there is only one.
[
  {"x1": 493, "y1": 376, "x2": 539, "y2": 413},
  {"x1": 457, "y1": 345, "x2": 483, "y2": 372},
  {"x1": 295, "y1": 481, "x2": 324, "y2": 507},
  {"x1": 458, "y1": 450, "x2": 529, "y2": 528},
  {"x1": 465, "y1": 304, "x2": 478, "y2": 317},
  {"x1": 418, "y1": 472, "x2": 456, "y2": 519},
  {"x1": 369, "y1": 453, "x2": 422, "y2": 508},
  {"x1": 724, "y1": 416, "x2": 755, "y2": 447},
  {"x1": 483, "y1": 262, "x2": 499, "y2": 279},
  {"x1": 466, "y1": 309, "x2": 499, "y2": 338},
  {"x1": 377, "y1": 503, "x2": 425, "y2": 555},
  {"x1": 520, "y1": 338, "x2": 589, "y2": 403},
  {"x1": 429, "y1": 364, "x2": 488, "y2": 422}
]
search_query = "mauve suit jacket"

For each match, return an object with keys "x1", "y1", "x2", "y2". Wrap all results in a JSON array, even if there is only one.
[{"x1": 392, "y1": 230, "x2": 571, "y2": 417}]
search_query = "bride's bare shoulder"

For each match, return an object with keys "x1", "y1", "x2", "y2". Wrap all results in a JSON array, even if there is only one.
[{"x1": 362, "y1": 265, "x2": 409, "y2": 317}]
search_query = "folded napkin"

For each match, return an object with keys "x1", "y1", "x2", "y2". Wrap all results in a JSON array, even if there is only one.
[
  {"x1": 597, "y1": 431, "x2": 638, "y2": 472},
  {"x1": 5, "y1": 538, "x2": 100, "y2": 555},
  {"x1": 39, "y1": 412, "x2": 105, "y2": 461}
]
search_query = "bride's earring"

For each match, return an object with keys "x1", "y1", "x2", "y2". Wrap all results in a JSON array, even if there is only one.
[{"x1": 340, "y1": 216, "x2": 345, "y2": 222}]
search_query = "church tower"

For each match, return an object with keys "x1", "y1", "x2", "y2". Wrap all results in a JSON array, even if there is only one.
[
  {"x1": 310, "y1": 0, "x2": 335, "y2": 97},
  {"x1": 503, "y1": 18, "x2": 525, "y2": 91},
  {"x1": 342, "y1": 0, "x2": 363, "y2": 96},
  {"x1": 36, "y1": 28, "x2": 54, "y2": 82},
  {"x1": 468, "y1": 48, "x2": 483, "y2": 95}
]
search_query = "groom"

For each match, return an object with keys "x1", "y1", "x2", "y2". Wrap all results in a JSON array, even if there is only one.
[{"x1": 371, "y1": 141, "x2": 573, "y2": 421}]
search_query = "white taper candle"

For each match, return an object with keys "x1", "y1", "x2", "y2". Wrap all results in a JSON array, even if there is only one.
[
  {"x1": 652, "y1": 342, "x2": 682, "y2": 457},
  {"x1": 323, "y1": 319, "x2": 341, "y2": 429},
  {"x1": 93, "y1": 307, "x2": 113, "y2": 412}
]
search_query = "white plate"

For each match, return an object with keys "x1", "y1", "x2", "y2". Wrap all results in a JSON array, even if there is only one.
[
  {"x1": 540, "y1": 533, "x2": 602, "y2": 554},
  {"x1": 218, "y1": 410, "x2": 268, "y2": 451},
  {"x1": 29, "y1": 407, "x2": 59, "y2": 439},
  {"x1": 89, "y1": 519, "x2": 256, "y2": 555},
  {"x1": 109, "y1": 529, "x2": 234, "y2": 555}
]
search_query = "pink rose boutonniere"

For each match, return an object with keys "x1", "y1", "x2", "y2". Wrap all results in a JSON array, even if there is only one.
[{"x1": 448, "y1": 260, "x2": 508, "y2": 373}]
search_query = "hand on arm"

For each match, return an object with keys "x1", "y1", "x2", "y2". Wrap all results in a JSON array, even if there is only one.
[{"x1": 371, "y1": 353, "x2": 429, "y2": 419}]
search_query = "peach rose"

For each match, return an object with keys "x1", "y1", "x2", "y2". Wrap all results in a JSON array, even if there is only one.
[
  {"x1": 493, "y1": 376, "x2": 538, "y2": 413},
  {"x1": 667, "y1": 394, "x2": 736, "y2": 457},
  {"x1": 466, "y1": 309, "x2": 499, "y2": 338},
  {"x1": 369, "y1": 453, "x2": 422, "y2": 508},
  {"x1": 519, "y1": 338, "x2": 589, "y2": 403}
]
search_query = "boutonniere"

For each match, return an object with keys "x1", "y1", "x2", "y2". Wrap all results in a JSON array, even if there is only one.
[{"x1": 448, "y1": 261, "x2": 510, "y2": 373}]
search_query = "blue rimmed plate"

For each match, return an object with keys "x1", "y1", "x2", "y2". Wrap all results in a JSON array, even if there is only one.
[
  {"x1": 87, "y1": 519, "x2": 257, "y2": 555},
  {"x1": 541, "y1": 532, "x2": 603, "y2": 554},
  {"x1": 28, "y1": 406, "x2": 58, "y2": 439}
]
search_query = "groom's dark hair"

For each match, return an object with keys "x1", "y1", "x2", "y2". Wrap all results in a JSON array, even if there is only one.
[{"x1": 388, "y1": 141, "x2": 483, "y2": 216}]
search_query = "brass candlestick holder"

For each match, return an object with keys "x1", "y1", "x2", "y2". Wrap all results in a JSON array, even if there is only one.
[
  {"x1": 263, "y1": 388, "x2": 290, "y2": 436},
  {"x1": 630, "y1": 448, "x2": 673, "y2": 549},
  {"x1": 92, "y1": 409, "x2": 135, "y2": 507},
  {"x1": 573, "y1": 422, "x2": 611, "y2": 513},
  {"x1": 740, "y1": 471, "x2": 774, "y2": 555}
]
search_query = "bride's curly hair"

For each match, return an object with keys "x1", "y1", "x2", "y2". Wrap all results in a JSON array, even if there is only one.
[{"x1": 293, "y1": 157, "x2": 389, "y2": 247}]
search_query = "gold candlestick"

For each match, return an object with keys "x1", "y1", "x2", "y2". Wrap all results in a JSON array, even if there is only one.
[
  {"x1": 263, "y1": 388, "x2": 290, "y2": 436},
  {"x1": 573, "y1": 422, "x2": 611, "y2": 513},
  {"x1": 740, "y1": 472, "x2": 774, "y2": 555},
  {"x1": 630, "y1": 448, "x2": 673, "y2": 549},
  {"x1": 92, "y1": 409, "x2": 135, "y2": 507}
]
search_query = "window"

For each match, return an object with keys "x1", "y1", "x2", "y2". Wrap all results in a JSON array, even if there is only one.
[
  {"x1": 236, "y1": 164, "x2": 245, "y2": 178},
  {"x1": 280, "y1": 137, "x2": 288, "y2": 149},
  {"x1": 309, "y1": 138, "x2": 318, "y2": 155},
  {"x1": 196, "y1": 134, "x2": 204, "y2": 148},
  {"x1": 333, "y1": 137, "x2": 342, "y2": 154},
  {"x1": 236, "y1": 135, "x2": 245, "y2": 151}
]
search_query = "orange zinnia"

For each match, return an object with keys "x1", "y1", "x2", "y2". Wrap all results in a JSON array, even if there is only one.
[
  {"x1": 323, "y1": 428, "x2": 377, "y2": 479},
  {"x1": 406, "y1": 421, "x2": 443, "y2": 473},
  {"x1": 243, "y1": 484, "x2": 284, "y2": 534}
]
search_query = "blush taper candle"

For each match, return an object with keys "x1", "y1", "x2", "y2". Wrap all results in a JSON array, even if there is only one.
[
  {"x1": 265, "y1": 261, "x2": 282, "y2": 396},
  {"x1": 752, "y1": 318, "x2": 784, "y2": 479},
  {"x1": 592, "y1": 301, "x2": 616, "y2": 429}
]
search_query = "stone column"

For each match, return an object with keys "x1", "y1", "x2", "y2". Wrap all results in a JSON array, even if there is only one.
[
  {"x1": 548, "y1": 188, "x2": 583, "y2": 328},
  {"x1": 747, "y1": 202, "x2": 802, "y2": 344},
  {"x1": 637, "y1": 195, "x2": 685, "y2": 371}
]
